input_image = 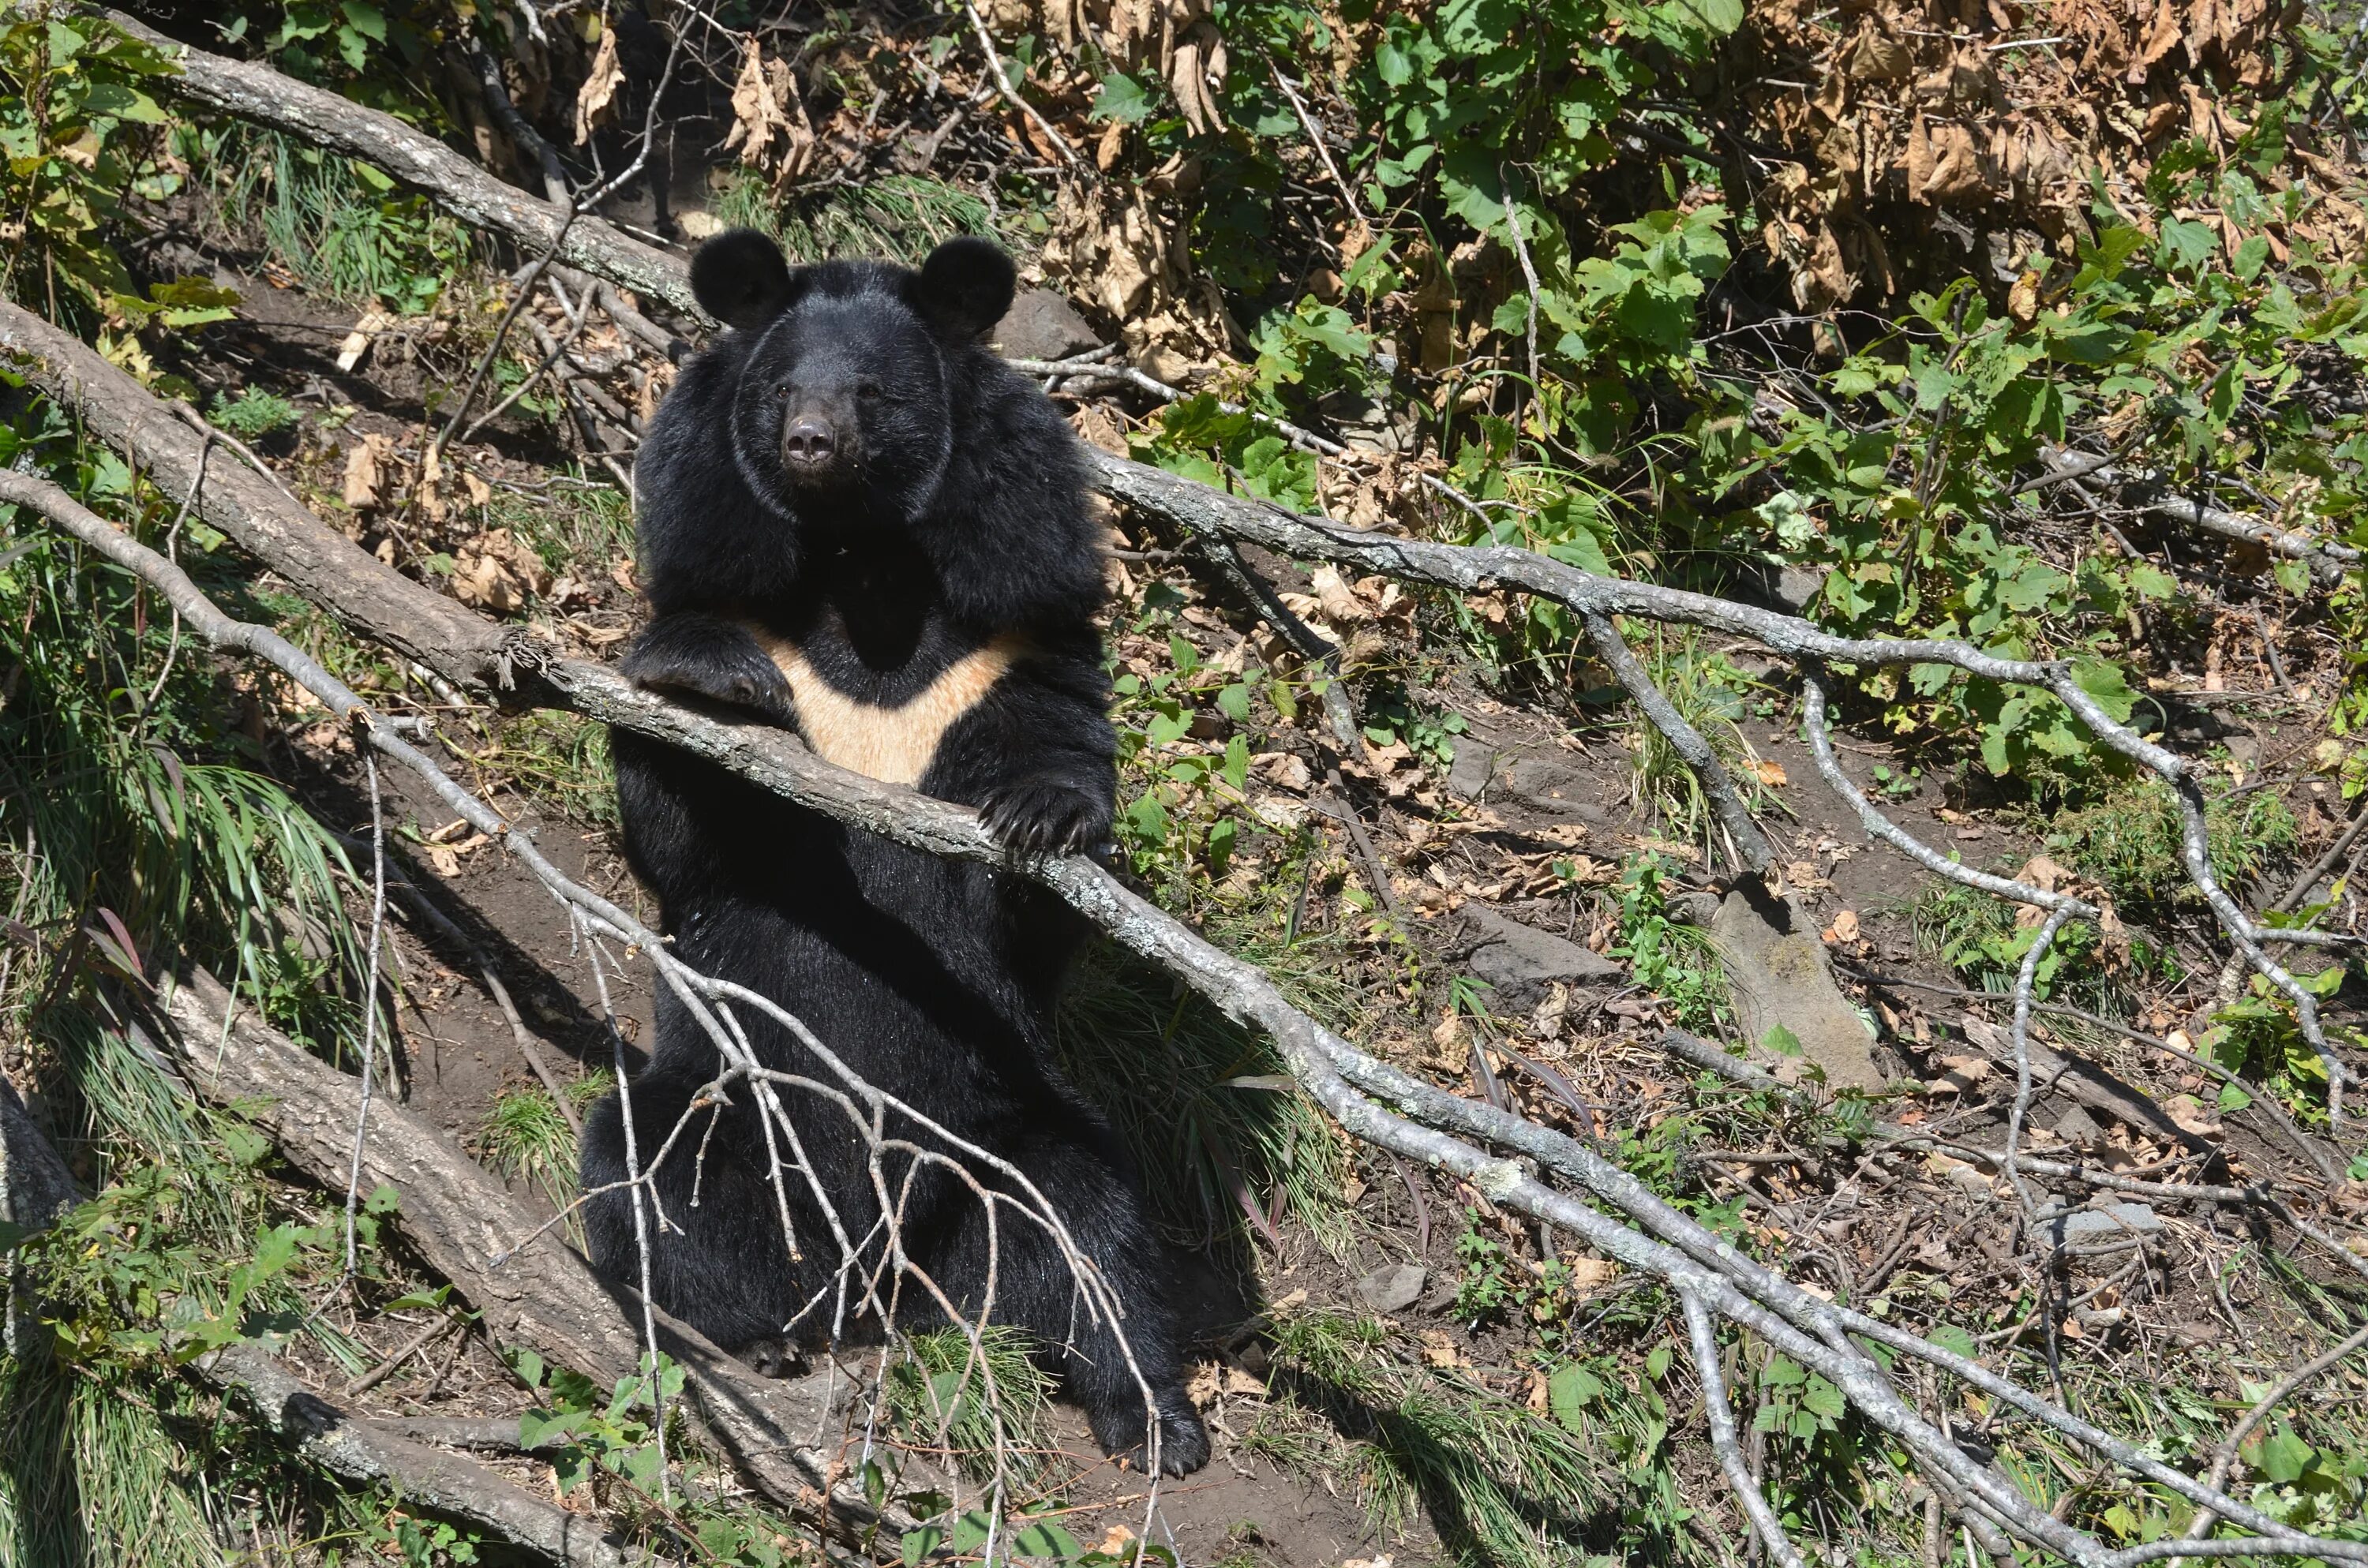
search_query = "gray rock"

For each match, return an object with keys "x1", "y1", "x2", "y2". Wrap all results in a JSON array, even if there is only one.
[
  {"x1": 1709, "y1": 885, "x2": 1885, "y2": 1091},
  {"x1": 991, "y1": 289, "x2": 1101, "y2": 361},
  {"x1": 1774, "y1": 565, "x2": 1824, "y2": 616},
  {"x1": 1355, "y1": 1263, "x2": 1427, "y2": 1315},
  {"x1": 0, "y1": 1076, "x2": 75, "y2": 1230},
  {"x1": 1503, "y1": 754, "x2": 1594, "y2": 810},
  {"x1": 1463, "y1": 903, "x2": 1623, "y2": 1009},
  {"x1": 1446, "y1": 738, "x2": 1499, "y2": 801},
  {"x1": 2050, "y1": 1203, "x2": 2160, "y2": 1245},
  {"x1": 2052, "y1": 1104, "x2": 2104, "y2": 1148}
]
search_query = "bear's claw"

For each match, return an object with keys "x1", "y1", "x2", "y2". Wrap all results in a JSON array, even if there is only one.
[
  {"x1": 980, "y1": 779, "x2": 1111, "y2": 858},
  {"x1": 620, "y1": 616, "x2": 798, "y2": 725},
  {"x1": 1088, "y1": 1390, "x2": 1212, "y2": 1478}
]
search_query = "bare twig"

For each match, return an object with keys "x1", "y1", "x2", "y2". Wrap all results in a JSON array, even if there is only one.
[
  {"x1": 1684, "y1": 1292, "x2": 1808, "y2": 1568},
  {"x1": 343, "y1": 750, "x2": 389, "y2": 1278},
  {"x1": 1272, "y1": 72, "x2": 1362, "y2": 223},
  {"x1": 957, "y1": 0, "x2": 1081, "y2": 170}
]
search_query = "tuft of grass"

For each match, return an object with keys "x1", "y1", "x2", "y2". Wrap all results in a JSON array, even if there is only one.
[
  {"x1": 208, "y1": 387, "x2": 302, "y2": 440},
  {"x1": 1057, "y1": 925, "x2": 1358, "y2": 1258},
  {"x1": 480, "y1": 1083, "x2": 583, "y2": 1224},
  {"x1": 710, "y1": 172, "x2": 1017, "y2": 267},
  {"x1": 191, "y1": 127, "x2": 471, "y2": 311},
  {"x1": 1258, "y1": 1307, "x2": 1624, "y2": 1568},
  {"x1": 479, "y1": 709, "x2": 619, "y2": 828},
  {"x1": 1622, "y1": 628, "x2": 1773, "y2": 861},
  {"x1": 0, "y1": 1357, "x2": 219, "y2": 1568},
  {"x1": 2029, "y1": 776, "x2": 2298, "y2": 913},
  {"x1": 882, "y1": 1324, "x2": 1055, "y2": 1480},
  {"x1": 486, "y1": 481, "x2": 635, "y2": 582}
]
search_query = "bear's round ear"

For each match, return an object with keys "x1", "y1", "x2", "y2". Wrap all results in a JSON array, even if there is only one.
[
  {"x1": 912, "y1": 236, "x2": 1016, "y2": 342},
  {"x1": 691, "y1": 229, "x2": 798, "y2": 331}
]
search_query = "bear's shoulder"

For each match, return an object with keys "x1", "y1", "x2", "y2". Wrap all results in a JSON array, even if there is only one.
[{"x1": 925, "y1": 351, "x2": 1106, "y2": 630}]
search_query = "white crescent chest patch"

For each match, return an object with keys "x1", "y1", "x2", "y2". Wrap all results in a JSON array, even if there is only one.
[{"x1": 744, "y1": 626, "x2": 1021, "y2": 785}]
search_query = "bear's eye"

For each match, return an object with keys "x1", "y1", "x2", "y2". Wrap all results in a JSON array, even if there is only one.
[
  {"x1": 856, "y1": 380, "x2": 882, "y2": 401},
  {"x1": 773, "y1": 382, "x2": 791, "y2": 399}
]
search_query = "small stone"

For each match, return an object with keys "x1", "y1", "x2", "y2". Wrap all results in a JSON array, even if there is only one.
[
  {"x1": 2051, "y1": 1202, "x2": 2160, "y2": 1245},
  {"x1": 1462, "y1": 904, "x2": 1624, "y2": 1009},
  {"x1": 1356, "y1": 1263, "x2": 1427, "y2": 1315},
  {"x1": 991, "y1": 288, "x2": 1101, "y2": 361},
  {"x1": 1445, "y1": 737, "x2": 1498, "y2": 800},
  {"x1": 1504, "y1": 754, "x2": 1592, "y2": 809},
  {"x1": 2052, "y1": 1104, "x2": 2104, "y2": 1147},
  {"x1": 1774, "y1": 565, "x2": 1823, "y2": 616}
]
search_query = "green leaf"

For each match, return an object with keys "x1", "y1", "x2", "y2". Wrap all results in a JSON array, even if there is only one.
[
  {"x1": 1010, "y1": 1520, "x2": 1085, "y2": 1560},
  {"x1": 2258, "y1": 1424, "x2": 2314, "y2": 1484},
  {"x1": 950, "y1": 1511, "x2": 996, "y2": 1554},
  {"x1": 1927, "y1": 1323, "x2": 1979, "y2": 1360},
  {"x1": 1222, "y1": 734, "x2": 1250, "y2": 791},
  {"x1": 1548, "y1": 1362, "x2": 1604, "y2": 1430},
  {"x1": 901, "y1": 1525, "x2": 946, "y2": 1566},
  {"x1": 1092, "y1": 71, "x2": 1154, "y2": 124},
  {"x1": 2069, "y1": 656, "x2": 2136, "y2": 724},
  {"x1": 2216, "y1": 1082, "x2": 2254, "y2": 1113},
  {"x1": 1760, "y1": 1024, "x2": 1804, "y2": 1057},
  {"x1": 518, "y1": 1409, "x2": 570, "y2": 1449}
]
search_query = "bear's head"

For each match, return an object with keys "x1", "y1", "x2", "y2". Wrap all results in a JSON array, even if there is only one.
[{"x1": 691, "y1": 229, "x2": 1016, "y2": 527}]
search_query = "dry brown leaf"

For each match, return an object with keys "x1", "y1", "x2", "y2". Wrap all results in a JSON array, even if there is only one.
[
  {"x1": 2007, "y1": 268, "x2": 2041, "y2": 326},
  {"x1": 1310, "y1": 564, "x2": 1370, "y2": 624},
  {"x1": 573, "y1": 23, "x2": 624, "y2": 145},
  {"x1": 341, "y1": 434, "x2": 391, "y2": 510},
  {"x1": 1828, "y1": 907, "x2": 1860, "y2": 943},
  {"x1": 2133, "y1": 0, "x2": 2185, "y2": 80},
  {"x1": 1926, "y1": 1053, "x2": 1995, "y2": 1095},
  {"x1": 1752, "y1": 758, "x2": 1789, "y2": 787},
  {"x1": 1565, "y1": 1256, "x2": 1617, "y2": 1292},
  {"x1": 2164, "y1": 1093, "x2": 2224, "y2": 1139},
  {"x1": 451, "y1": 551, "x2": 523, "y2": 613},
  {"x1": 1844, "y1": 25, "x2": 1911, "y2": 79},
  {"x1": 1417, "y1": 1330, "x2": 1470, "y2": 1370}
]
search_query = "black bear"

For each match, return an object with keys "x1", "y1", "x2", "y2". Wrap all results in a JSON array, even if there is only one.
[{"x1": 579, "y1": 230, "x2": 1209, "y2": 1476}]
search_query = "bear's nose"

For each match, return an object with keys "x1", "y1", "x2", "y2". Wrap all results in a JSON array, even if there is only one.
[{"x1": 783, "y1": 418, "x2": 836, "y2": 465}]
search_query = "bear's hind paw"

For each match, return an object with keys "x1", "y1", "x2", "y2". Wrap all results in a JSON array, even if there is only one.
[{"x1": 1088, "y1": 1391, "x2": 1211, "y2": 1478}]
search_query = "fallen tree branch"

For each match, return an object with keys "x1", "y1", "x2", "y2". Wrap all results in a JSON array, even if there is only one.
[
  {"x1": 2040, "y1": 447, "x2": 2361, "y2": 582},
  {"x1": 0, "y1": 1023, "x2": 637, "y2": 1565},
  {"x1": 81, "y1": 6, "x2": 703, "y2": 321},
  {"x1": 144, "y1": 969, "x2": 909, "y2": 1533},
  {"x1": 197, "y1": 1342, "x2": 638, "y2": 1568}
]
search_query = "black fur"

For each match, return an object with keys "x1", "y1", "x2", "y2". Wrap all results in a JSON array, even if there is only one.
[{"x1": 584, "y1": 232, "x2": 1208, "y2": 1476}]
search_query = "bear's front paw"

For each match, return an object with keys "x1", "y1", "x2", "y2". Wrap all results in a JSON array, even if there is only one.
[
  {"x1": 1087, "y1": 1387, "x2": 1211, "y2": 1478},
  {"x1": 620, "y1": 617, "x2": 796, "y2": 724},
  {"x1": 979, "y1": 779, "x2": 1111, "y2": 857}
]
